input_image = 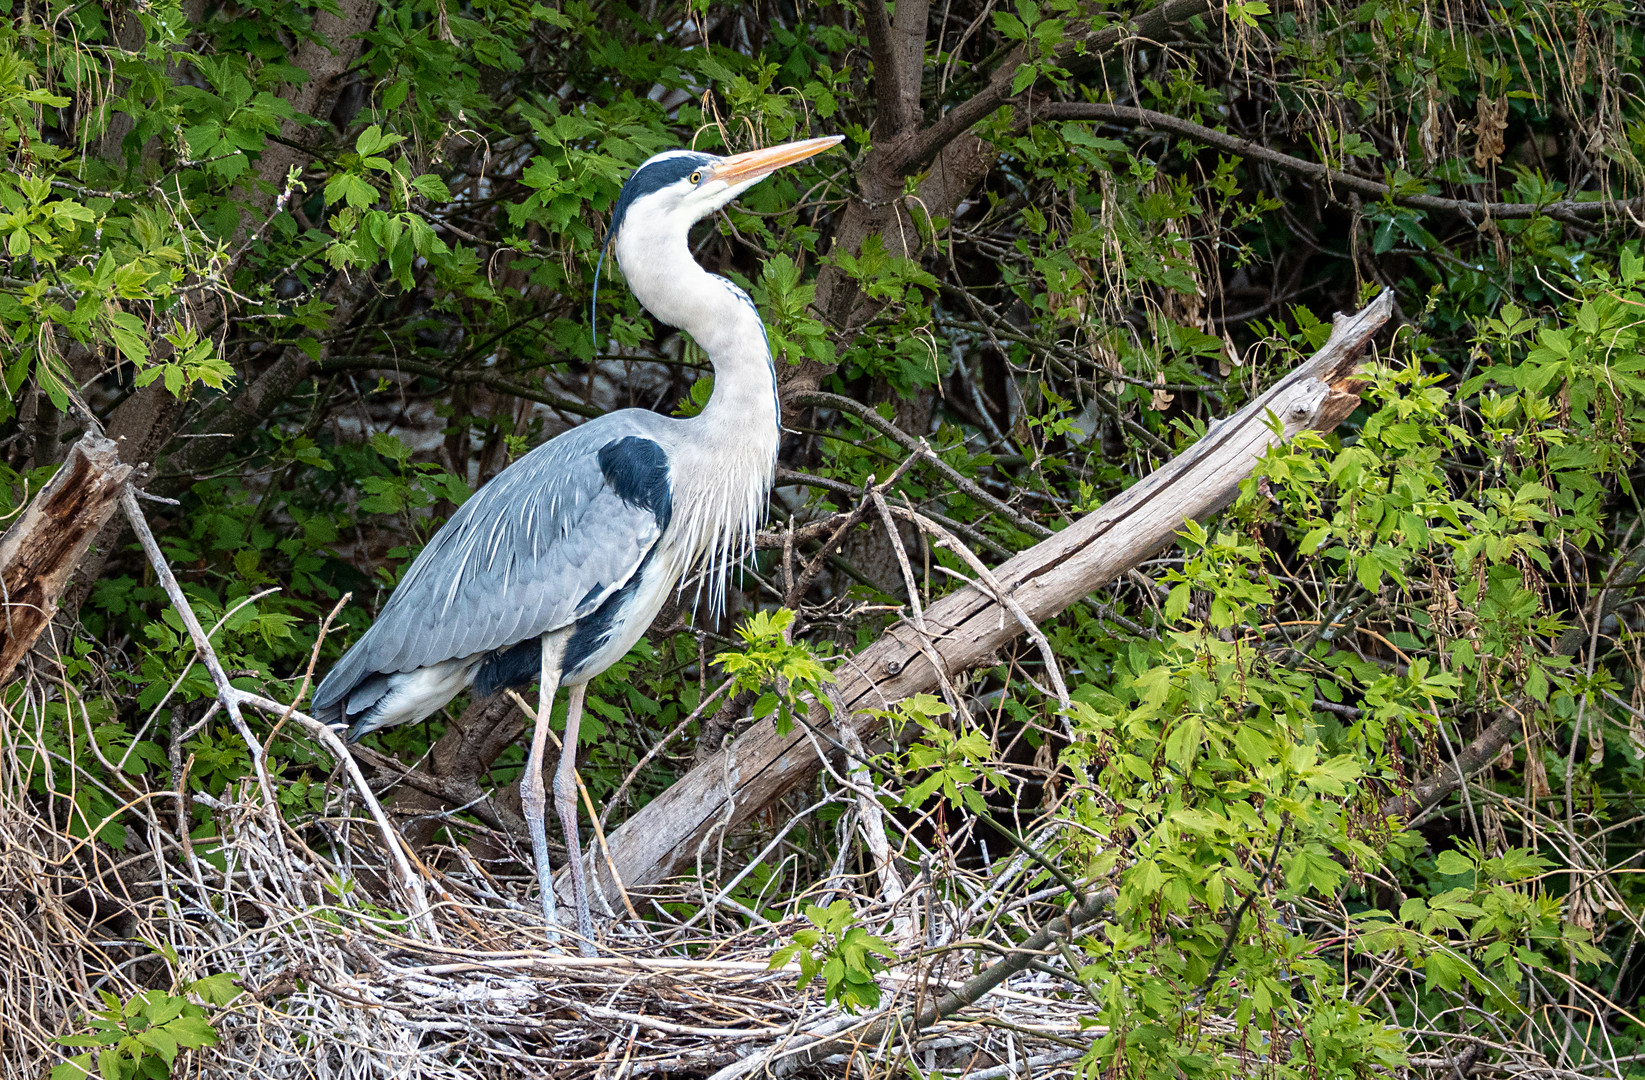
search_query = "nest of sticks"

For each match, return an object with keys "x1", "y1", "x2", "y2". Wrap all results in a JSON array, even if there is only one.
[{"x1": 0, "y1": 694, "x2": 1110, "y2": 1080}]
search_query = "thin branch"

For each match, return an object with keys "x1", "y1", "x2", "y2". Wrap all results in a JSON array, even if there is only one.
[
  {"x1": 789, "y1": 391, "x2": 1051, "y2": 539},
  {"x1": 887, "y1": 503, "x2": 1069, "y2": 710},
  {"x1": 1194, "y1": 816, "x2": 1288, "y2": 1003},
  {"x1": 317, "y1": 354, "x2": 602, "y2": 418},
  {"x1": 350, "y1": 743, "x2": 535, "y2": 842},
  {"x1": 1048, "y1": 103, "x2": 1644, "y2": 227},
  {"x1": 884, "y1": 0, "x2": 1218, "y2": 176},
  {"x1": 120, "y1": 487, "x2": 438, "y2": 939}
]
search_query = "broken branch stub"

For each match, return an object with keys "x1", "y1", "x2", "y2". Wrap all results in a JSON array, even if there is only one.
[
  {"x1": 590, "y1": 291, "x2": 1394, "y2": 904},
  {"x1": 0, "y1": 433, "x2": 134, "y2": 684}
]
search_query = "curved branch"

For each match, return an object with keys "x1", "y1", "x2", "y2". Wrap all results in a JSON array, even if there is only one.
[
  {"x1": 884, "y1": 0, "x2": 1218, "y2": 176},
  {"x1": 1047, "y1": 103, "x2": 1645, "y2": 227}
]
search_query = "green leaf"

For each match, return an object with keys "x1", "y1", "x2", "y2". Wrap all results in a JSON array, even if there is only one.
[
  {"x1": 1434, "y1": 850, "x2": 1474, "y2": 876},
  {"x1": 411, "y1": 174, "x2": 451, "y2": 202}
]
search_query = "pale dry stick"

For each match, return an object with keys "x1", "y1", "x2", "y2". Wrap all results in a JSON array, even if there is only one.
[
  {"x1": 117, "y1": 495, "x2": 437, "y2": 939},
  {"x1": 890, "y1": 615, "x2": 974, "y2": 724},
  {"x1": 790, "y1": 392, "x2": 1050, "y2": 540},
  {"x1": 117, "y1": 487, "x2": 302, "y2": 898},
  {"x1": 838, "y1": 724, "x2": 914, "y2": 945},
  {"x1": 783, "y1": 453, "x2": 923, "y2": 608},
  {"x1": 871, "y1": 487, "x2": 928, "y2": 634},
  {"x1": 705, "y1": 1012, "x2": 884, "y2": 1080},
  {"x1": 959, "y1": 1048, "x2": 1084, "y2": 1079},
  {"x1": 668, "y1": 791, "x2": 843, "y2": 935},
  {"x1": 230, "y1": 688, "x2": 438, "y2": 941},
  {"x1": 265, "y1": 593, "x2": 351, "y2": 752},
  {"x1": 887, "y1": 503, "x2": 1069, "y2": 711}
]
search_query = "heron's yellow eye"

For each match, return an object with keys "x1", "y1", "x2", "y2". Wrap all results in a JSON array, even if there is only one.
[{"x1": 690, "y1": 170, "x2": 703, "y2": 185}]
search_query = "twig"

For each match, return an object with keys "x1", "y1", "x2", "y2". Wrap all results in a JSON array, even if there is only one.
[
  {"x1": 234, "y1": 688, "x2": 440, "y2": 940},
  {"x1": 871, "y1": 487, "x2": 928, "y2": 632},
  {"x1": 785, "y1": 452, "x2": 923, "y2": 607},
  {"x1": 119, "y1": 489, "x2": 292, "y2": 873},
  {"x1": 788, "y1": 391, "x2": 1051, "y2": 539},
  {"x1": 121, "y1": 486, "x2": 437, "y2": 939},
  {"x1": 887, "y1": 503, "x2": 1069, "y2": 711},
  {"x1": 1047, "y1": 103, "x2": 1642, "y2": 228}
]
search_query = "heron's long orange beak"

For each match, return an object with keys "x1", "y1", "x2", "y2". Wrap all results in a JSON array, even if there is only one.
[{"x1": 711, "y1": 135, "x2": 845, "y2": 186}]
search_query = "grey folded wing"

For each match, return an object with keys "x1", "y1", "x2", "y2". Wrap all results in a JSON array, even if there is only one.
[{"x1": 314, "y1": 427, "x2": 669, "y2": 722}]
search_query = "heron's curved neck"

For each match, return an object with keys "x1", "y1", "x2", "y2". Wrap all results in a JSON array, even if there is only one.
[
  {"x1": 614, "y1": 221, "x2": 780, "y2": 614},
  {"x1": 615, "y1": 226, "x2": 779, "y2": 439}
]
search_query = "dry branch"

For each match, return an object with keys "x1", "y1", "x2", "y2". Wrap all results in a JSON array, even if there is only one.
[
  {"x1": 756, "y1": 887, "x2": 1118, "y2": 1079},
  {"x1": 118, "y1": 487, "x2": 439, "y2": 939},
  {"x1": 590, "y1": 290, "x2": 1395, "y2": 905},
  {"x1": 0, "y1": 432, "x2": 133, "y2": 684}
]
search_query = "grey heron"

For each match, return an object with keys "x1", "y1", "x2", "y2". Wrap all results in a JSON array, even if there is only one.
[{"x1": 313, "y1": 134, "x2": 844, "y2": 953}]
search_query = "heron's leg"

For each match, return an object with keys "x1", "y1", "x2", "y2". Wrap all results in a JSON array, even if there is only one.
[
  {"x1": 522, "y1": 634, "x2": 566, "y2": 942},
  {"x1": 554, "y1": 683, "x2": 597, "y2": 956}
]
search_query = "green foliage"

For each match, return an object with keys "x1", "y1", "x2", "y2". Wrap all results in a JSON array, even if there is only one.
[
  {"x1": 882, "y1": 694, "x2": 1008, "y2": 814},
  {"x1": 717, "y1": 609, "x2": 833, "y2": 736},
  {"x1": 1358, "y1": 844, "x2": 1607, "y2": 1003},
  {"x1": 5, "y1": 0, "x2": 1645, "y2": 1074},
  {"x1": 768, "y1": 899, "x2": 896, "y2": 1012},
  {"x1": 53, "y1": 974, "x2": 240, "y2": 1079}
]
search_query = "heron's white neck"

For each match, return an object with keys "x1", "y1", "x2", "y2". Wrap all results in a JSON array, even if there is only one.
[{"x1": 614, "y1": 220, "x2": 781, "y2": 615}]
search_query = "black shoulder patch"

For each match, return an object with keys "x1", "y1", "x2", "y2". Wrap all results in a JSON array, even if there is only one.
[{"x1": 597, "y1": 436, "x2": 673, "y2": 529}]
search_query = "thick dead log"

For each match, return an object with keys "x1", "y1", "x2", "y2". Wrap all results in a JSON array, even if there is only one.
[
  {"x1": 587, "y1": 291, "x2": 1394, "y2": 904},
  {"x1": 0, "y1": 434, "x2": 134, "y2": 683}
]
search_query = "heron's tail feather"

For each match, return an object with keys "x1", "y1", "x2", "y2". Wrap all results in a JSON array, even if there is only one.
[{"x1": 318, "y1": 657, "x2": 480, "y2": 742}]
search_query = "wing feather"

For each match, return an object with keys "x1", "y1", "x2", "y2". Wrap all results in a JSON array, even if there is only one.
[{"x1": 314, "y1": 415, "x2": 673, "y2": 721}]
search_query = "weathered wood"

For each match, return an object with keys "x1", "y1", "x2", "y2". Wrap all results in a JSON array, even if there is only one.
[
  {"x1": 588, "y1": 291, "x2": 1394, "y2": 903},
  {"x1": 0, "y1": 433, "x2": 134, "y2": 683}
]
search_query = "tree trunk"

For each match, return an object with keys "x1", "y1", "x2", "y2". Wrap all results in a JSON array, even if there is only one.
[{"x1": 583, "y1": 291, "x2": 1394, "y2": 904}]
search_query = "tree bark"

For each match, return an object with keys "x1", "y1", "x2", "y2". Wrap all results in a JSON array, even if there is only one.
[
  {"x1": 251, "y1": 0, "x2": 383, "y2": 214},
  {"x1": 0, "y1": 434, "x2": 135, "y2": 684},
  {"x1": 586, "y1": 290, "x2": 1394, "y2": 904}
]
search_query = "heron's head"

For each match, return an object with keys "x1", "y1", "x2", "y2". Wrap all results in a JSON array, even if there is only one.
[
  {"x1": 595, "y1": 137, "x2": 844, "y2": 335},
  {"x1": 606, "y1": 135, "x2": 844, "y2": 247}
]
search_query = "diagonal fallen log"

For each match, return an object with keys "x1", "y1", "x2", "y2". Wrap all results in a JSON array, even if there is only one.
[
  {"x1": 588, "y1": 291, "x2": 1394, "y2": 904},
  {"x1": 0, "y1": 432, "x2": 134, "y2": 684}
]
